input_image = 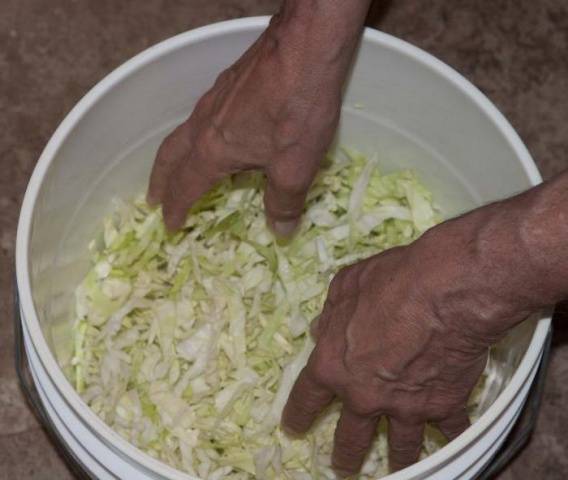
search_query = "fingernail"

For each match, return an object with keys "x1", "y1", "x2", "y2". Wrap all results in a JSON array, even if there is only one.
[{"x1": 273, "y1": 219, "x2": 299, "y2": 237}]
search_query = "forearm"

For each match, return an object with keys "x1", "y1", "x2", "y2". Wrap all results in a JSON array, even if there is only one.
[
  {"x1": 268, "y1": 0, "x2": 372, "y2": 91},
  {"x1": 476, "y1": 172, "x2": 568, "y2": 312},
  {"x1": 424, "y1": 171, "x2": 568, "y2": 340}
]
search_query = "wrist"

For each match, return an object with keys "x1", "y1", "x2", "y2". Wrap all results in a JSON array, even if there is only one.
[
  {"x1": 427, "y1": 178, "x2": 568, "y2": 342},
  {"x1": 517, "y1": 174, "x2": 568, "y2": 305},
  {"x1": 268, "y1": 0, "x2": 371, "y2": 68},
  {"x1": 417, "y1": 201, "x2": 537, "y2": 344}
]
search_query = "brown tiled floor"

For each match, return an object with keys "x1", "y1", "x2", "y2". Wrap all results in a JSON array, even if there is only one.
[{"x1": 2, "y1": 0, "x2": 568, "y2": 479}]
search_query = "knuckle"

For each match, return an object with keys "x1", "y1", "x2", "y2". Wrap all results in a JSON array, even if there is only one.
[
  {"x1": 193, "y1": 92, "x2": 215, "y2": 120},
  {"x1": 390, "y1": 404, "x2": 424, "y2": 423},
  {"x1": 156, "y1": 134, "x2": 181, "y2": 162},
  {"x1": 193, "y1": 129, "x2": 217, "y2": 159},
  {"x1": 273, "y1": 102, "x2": 340, "y2": 152},
  {"x1": 164, "y1": 168, "x2": 204, "y2": 210},
  {"x1": 268, "y1": 161, "x2": 313, "y2": 196},
  {"x1": 327, "y1": 272, "x2": 347, "y2": 300},
  {"x1": 192, "y1": 134, "x2": 228, "y2": 176},
  {"x1": 274, "y1": 117, "x2": 305, "y2": 150},
  {"x1": 155, "y1": 138, "x2": 171, "y2": 161},
  {"x1": 285, "y1": 378, "x2": 332, "y2": 427},
  {"x1": 328, "y1": 272, "x2": 343, "y2": 292},
  {"x1": 310, "y1": 313, "x2": 327, "y2": 340},
  {"x1": 345, "y1": 392, "x2": 379, "y2": 417},
  {"x1": 327, "y1": 265, "x2": 358, "y2": 301},
  {"x1": 309, "y1": 350, "x2": 336, "y2": 388}
]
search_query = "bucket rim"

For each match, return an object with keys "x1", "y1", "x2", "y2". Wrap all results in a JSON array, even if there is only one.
[{"x1": 16, "y1": 15, "x2": 551, "y2": 479}]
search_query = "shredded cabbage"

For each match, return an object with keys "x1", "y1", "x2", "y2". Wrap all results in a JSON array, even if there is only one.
[{"x1": 71, "y1": 148, "x2": 469, "y2": 479}]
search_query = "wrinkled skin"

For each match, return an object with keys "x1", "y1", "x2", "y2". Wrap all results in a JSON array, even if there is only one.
[
  {"x1": 147, "y1": 4, "x2": 567, "y2": 478},
  {"x1": 147, "y1": 21, "x2": 341, "y2": 235},
  {"x1": 282, "y1": 208, "x2": 533, "y2": 477}
]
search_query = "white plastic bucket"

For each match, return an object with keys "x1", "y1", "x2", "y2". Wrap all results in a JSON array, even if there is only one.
[{"x1": 16, "y1": 17, "x2": 551, "y2": 480}]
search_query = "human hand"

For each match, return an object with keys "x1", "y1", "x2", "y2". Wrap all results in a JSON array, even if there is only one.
[
  {"x1": 147, "y1": 18, "x2": 342, "y2": 235},
  {"x1": 282, "y1": 204, "x2": 536, "y2": 477}
]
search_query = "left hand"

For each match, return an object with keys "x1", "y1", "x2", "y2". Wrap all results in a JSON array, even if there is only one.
[
  {"x1": 147, "y1": 18, "x2": 342, "y2": 234},
  {"x1": 281, "y1": 207, "x2": 532, "y2": 477}
]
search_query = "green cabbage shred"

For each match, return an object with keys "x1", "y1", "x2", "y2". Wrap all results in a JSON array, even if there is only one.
[{"x1": 71, "y1": 149, "x2": 458, "y2": 479}]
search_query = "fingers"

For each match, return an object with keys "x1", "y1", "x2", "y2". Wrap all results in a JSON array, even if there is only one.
[
  {"x1": 148, "y1": 119, "x2": 227, "y2": 231},
  {"x1": 310, "y1": 280, "x2": 346, "y2": 341},
  {"x1": 436, "y1": 411, "x2": 470, "y2": 441},
  {"x1": 281, "y1": 367, "x2": 334, "y2": 435},
  {"x1": 332, "y1": 408, "x2": 379, "y2": 478},
  {"x1": 309, "y1": 312, "x2": 332, "y2": 340},
  {"x1": 388, "y1": 417, "x2": 425, "y2": 472},
  {"x1": 264, "y1": 156, "x2": 319, "y2": 237},
  {"x1": 264, "y1": 178, "x2": 307, "y2": 237},
  {"x1": 162, "y1": 160, "x2": 220, "y2": 231},
  {"x1": 147, "y1": 122, "x2": 192, "y2": 206},
  {"x1": 309, "y1": 314, "x2": 321, "y2": 340}
]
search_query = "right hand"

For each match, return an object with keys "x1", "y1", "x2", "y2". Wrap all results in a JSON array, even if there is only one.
[
  {"x1": 282, "y1": 200, "x2": 539, "y2": 477},
  {"x1": 147, "y1": 16, "x2": 342, "y2": 235}
]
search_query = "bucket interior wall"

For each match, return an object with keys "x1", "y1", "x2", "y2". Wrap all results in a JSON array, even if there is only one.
[{"x1": 27, "y1": 26, "x2": 536, "y2": 411}]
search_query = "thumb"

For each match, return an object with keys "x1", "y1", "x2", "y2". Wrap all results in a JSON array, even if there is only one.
[{"x1": 264, "y1": 156, "x2": 318, "y2": 237}]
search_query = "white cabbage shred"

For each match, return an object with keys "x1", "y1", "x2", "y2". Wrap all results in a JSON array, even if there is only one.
[{"x1": 71, "y1": 149, "x2": 468, "y2": 479}]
